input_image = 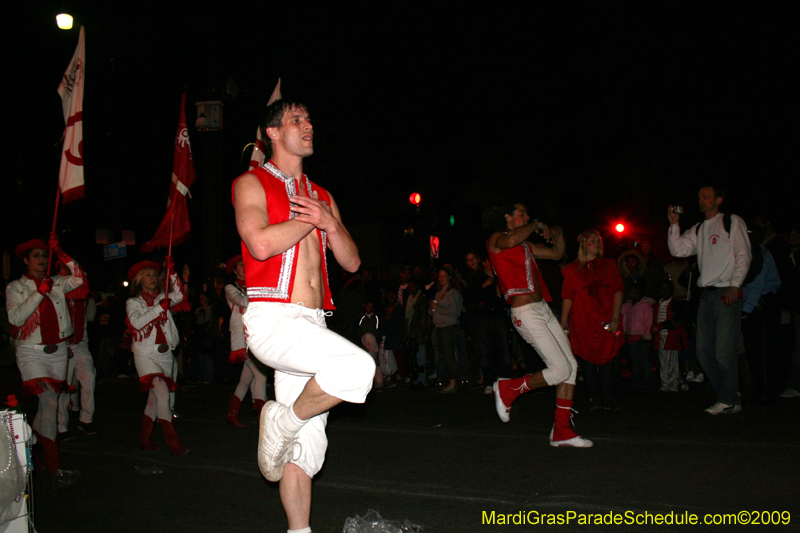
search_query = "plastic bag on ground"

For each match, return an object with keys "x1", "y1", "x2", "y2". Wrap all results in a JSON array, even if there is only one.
[{"x1": 343, "y1": 509, "x2": 423, "y2": 533}]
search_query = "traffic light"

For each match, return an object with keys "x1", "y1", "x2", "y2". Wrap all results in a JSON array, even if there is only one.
[
  {"x1": 409, "y1": 192, "x2": 421, "y2": 206},
  {"x1": 615, "y1": 223, "x2": 625, "y2": 234}
]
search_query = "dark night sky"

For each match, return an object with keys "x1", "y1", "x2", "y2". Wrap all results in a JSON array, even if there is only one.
[{"x1": 3, "y1": 3, "x2": 798, "y2": 287}]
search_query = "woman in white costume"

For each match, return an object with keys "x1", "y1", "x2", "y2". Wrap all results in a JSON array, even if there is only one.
[
  {"x1": 126, "y1": 259, "x2": 188, "y2": 456},
  {"x1": 224, "y1": 255, "x2": 268, "y2": 427}
]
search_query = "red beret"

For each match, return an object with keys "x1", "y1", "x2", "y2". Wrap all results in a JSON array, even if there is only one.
[
  {"x1": 15, "y1": 239, "x2": 48, "y2": 258},
  {"x1": 225, "y1": 255, "x2": 243, "y2": 275},
  {"x1": 128, "y1": 260, "x2": 162, "y2": 281}
]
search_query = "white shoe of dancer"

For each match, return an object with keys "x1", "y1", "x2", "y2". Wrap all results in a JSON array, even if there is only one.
[
  {"x1": 549, "y1": 426, "x2": 594, "y2": 448},
  {"x1": 257, "y1": 401, "x2": 300, "y2": 482}
]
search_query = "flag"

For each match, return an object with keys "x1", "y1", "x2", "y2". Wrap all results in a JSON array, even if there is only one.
[
  {"x1": 57, "y1": 26, "x2": 86, "y2": 203},
  {"x1": 248, "y1": 78, "x2": 282, "y2": 171},
  {"x1": 140, "y1": 93, "x2": 197, "y2": 252}
]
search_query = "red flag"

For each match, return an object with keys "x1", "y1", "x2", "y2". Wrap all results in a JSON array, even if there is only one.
[
  {"x1": 57, "y1": 26, "x2": 86, "y2": 203},
  {"x1": 140, "y1": 93, "x2": 197, "y2": 252},
  {"x1": 248, "y1": 78, "x2": 282, "y2": 171}
]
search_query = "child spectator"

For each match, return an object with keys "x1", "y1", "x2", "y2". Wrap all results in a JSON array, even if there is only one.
[
  {"x1": 652, "y1": 281, "x2": 689, "y2": 392},
  {"x1": 621, "y1": 283, "x2": 655, "y2": 391}
]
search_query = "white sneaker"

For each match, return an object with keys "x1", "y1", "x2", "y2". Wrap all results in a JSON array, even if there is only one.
[
  {"x1": 492, "y1": 380, "x2": 512, "y2": 423},
  {"x1": 780, "y1": 387, "x2": 800, "y2": 398},
  {"x1": 549, "y1": 426, "x2": 593, "y2": 448},
  {"x1": 705, "y1": 402, "x2": 736, "y2": 415},
  {"x1": 721, "y1": 403, "x2": 742, "y2": 415},
  {"x1": 686, "y1": 372, "x2": 705, "y2": 383},
  {"x1": 257, "y1": 401, "x2": 300, "y2": 482}
]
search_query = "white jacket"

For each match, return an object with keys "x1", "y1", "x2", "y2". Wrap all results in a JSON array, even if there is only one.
[
  {"x1": 126, "y1": 274, "x2": 183, "y2": 356},
  {"x1": 6, "y1": 261, "x2": 84, "y2": 345}
]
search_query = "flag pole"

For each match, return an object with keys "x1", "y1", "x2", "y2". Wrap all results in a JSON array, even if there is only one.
[
  {"x1": 165, "y1": 211, "x2": 176, "y2": 295},
  {"x1": 46, "y1": 188, "x2": 62, "y2": 277}
]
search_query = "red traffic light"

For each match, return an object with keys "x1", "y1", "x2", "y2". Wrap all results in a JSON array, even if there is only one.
[
  {"x1": 409, "y1": 192, "x2": 421, "y2": 206},
  {"x1": 615, "y1": 223, "x2": 625, "y2": 233}
]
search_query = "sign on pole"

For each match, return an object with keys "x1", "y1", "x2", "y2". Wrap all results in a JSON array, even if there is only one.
[{"x1": 103, "y1": 242, "x2": 127, "y2": 261}]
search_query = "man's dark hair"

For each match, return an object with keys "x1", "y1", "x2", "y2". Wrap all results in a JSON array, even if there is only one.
[
  {"x1": 260, "y1": 99, "x2": 309, "y2": 159},
  {"x1": 699, "y1": 184, "x2": 726, "y2": 200},
  {"x1": 482, "y1": 204, "x2": 518, "y2": 233}
]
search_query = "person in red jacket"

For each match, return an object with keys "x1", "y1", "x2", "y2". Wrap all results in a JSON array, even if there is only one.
[{"x1": 560, "y1": 230, "x2": 625, "y2": 411}]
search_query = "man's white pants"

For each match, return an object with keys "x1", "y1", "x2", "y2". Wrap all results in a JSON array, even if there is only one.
[
  {"x1": 510, "y1": 301, "x2": 577, "y2": 386},
  {"x1": 244, "y1": 302, "x2": 375, "y2": 477}
]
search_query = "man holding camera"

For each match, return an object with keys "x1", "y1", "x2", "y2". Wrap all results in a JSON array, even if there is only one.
[{"x1": 667, "y1": 186, "x2": 751, "y2": 414}]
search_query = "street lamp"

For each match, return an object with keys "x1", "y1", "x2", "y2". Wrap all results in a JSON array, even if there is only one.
[{"x1": 56, "y1": 14, "x2": 74, "y2": 30}]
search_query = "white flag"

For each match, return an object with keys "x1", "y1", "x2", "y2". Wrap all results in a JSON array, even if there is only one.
[
  {"x1": 57, "y1": 26, "x2": 86, "y2": 203},
  {"x1": 248, "y1": 78, "x2": 282, "y2": 171}
]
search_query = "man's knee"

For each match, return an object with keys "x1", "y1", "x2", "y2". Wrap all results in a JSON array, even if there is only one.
[{"x1": 546, "y1": 362, "x2": 572, "y2": 386}]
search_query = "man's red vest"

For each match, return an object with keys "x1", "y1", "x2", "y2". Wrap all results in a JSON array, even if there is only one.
[
  {"x1": 487, "y1": 240, "x2": 552, "y2": 304},
  {"x1": 231, "y1": 162, "x2": 335, "y2": 310}
]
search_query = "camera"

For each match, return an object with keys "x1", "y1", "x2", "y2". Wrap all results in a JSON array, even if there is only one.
[{"x1": 673, "y1": 206, "x2": 684, "y2": 214}]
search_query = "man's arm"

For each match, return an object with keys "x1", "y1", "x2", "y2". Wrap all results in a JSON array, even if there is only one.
[
  {"x1": 234, "y1": 174, "x2": 314, "y2": 261},
  {"x1": 666, "y1": 207, "x2": 697, "y2": 258},
  {"x1": 494, "y1": 221, "x2": 543, "y2": 251},
  {"x1": 291, "y1": 192, "x2": 361, "y2": 273},
  {"x1": 531, "y1": 226, "x2": 566, "y2": 261}
]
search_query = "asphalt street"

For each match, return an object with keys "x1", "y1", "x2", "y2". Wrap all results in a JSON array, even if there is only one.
[{"x1": 3, "y1": 362, "x2": 800, "y2": 533}]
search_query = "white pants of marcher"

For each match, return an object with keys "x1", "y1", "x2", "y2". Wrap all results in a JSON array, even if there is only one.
[
  {"x1": 57, "y1": 339, "x2": 97, "y2": 431},
  {"x1": 16, "y1": 342, "x2": 69, "y2": 440},
  {"x1": 510, "y1": 301, "x2": 577, "y2": 386},
  {"x1": 244, "y1": 302, "x2": 375, "y2": 477},
  {"x1": 658, "y1": 333, "x2": 679, "y2": 391}
]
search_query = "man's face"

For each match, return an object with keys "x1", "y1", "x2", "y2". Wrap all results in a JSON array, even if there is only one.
[
  {"x1": 625, "y1": 256, "x2": 639, "y2": 272},
  {"x1": 466, "y1": 253, "x2": 480, "y2": 272},
  {"x1": 505, "y1": 204, "x2": 530, "y2": 230},
  {"x1": 23, "y1": 249, "x2": 48, "y2": 278},
  {"x1": 698, "y1": 187, "x2": 721, "y2": 214},
  {"x1": 268, "y1": 106, "x2": 313, "y2": 158}
]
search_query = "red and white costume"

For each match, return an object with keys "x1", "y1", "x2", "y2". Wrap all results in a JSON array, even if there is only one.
[
  {"x1": 6, "y1": 240, "x2": 84, "y2": 473},
  {"x1": 126, "y1": 261, "x2": 188, "y2": 456},
  {"x1": 233, "y1": 162, "x2": 374, "y2": 476},
  {"x1": 126, "y1": 274, "x2": 183, "y2": 392},
  {"x1": 224, "y1": 257, "x2": 268, "y2": 428},
  {"x1": 487, "y1": 241, "x2": 576, "y2": 386}
]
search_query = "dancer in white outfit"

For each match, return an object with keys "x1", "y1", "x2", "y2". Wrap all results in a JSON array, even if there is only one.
[{"x1": 224, "y1": 254, "x2": 268, "y2": 427}]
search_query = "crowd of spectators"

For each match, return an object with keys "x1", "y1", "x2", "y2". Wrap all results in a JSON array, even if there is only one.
[{"x1": 5, "y1": 206, "x2": 800, "y2": 432}]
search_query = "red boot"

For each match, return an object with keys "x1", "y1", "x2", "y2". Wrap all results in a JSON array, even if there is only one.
[
  {"x1": 253, "y1": 399, "x2": 266, "y2": 426},
  {"x1": 139, "y1": 414, "x2": 160, "y2": 452},
  {"x1": 36, "y1": 431, "x2": 61, "y2": 475},
  {"x1": 492, "y1": 376, "x2": 531, "y2": 422},
  {"x1": 158, "y1": 418, "x2": 189, "y2": 456},
  {"x1": 550, "y1": 398, "x2": 593, "y2": 448},
  {"x1": 226, "y1": 395, "x2": 248, "y2": 428}
]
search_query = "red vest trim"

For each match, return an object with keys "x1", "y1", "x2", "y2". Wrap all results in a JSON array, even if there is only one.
[{"x1": 232, "y1": 162, "x2": 335, "y2": 310}]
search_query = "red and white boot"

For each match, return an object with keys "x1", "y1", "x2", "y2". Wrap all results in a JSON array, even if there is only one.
[
  {"x1": 550, "y1": 398, "x2": 593, "y2": 448},
  {"x1": 492, "y1": 376, "x2": 531, "y2": 423}
]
